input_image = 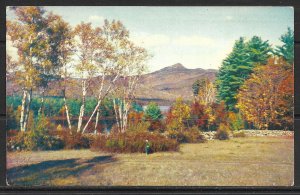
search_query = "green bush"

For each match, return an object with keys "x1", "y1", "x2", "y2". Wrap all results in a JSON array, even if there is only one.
[
  {"x1": 35, "y1": 114, "x2": 54, "y2": 132},
  {"x1": 228, "y1": 112, "x2": 245, "y2": 131},
  {"x1": 91, "y1": 131, "x2": 179, "y2": 153},
  {"x1": 233, "y1": 131, "x2": 247, "y2": 138},
  {"x1": 215, "y1": 123, "x2": 231, "y2": 140}
]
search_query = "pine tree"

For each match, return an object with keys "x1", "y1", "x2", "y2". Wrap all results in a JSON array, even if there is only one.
[
  {"x1": 144, "y1": 102, "x2": 163, "y2": 121},
  {"x1": 275, "y1": 27, "x2": 294, "y2": 65},
  {"x1": 216, "y1": 36, "x2": 272, "y2": 111},
  {"x1": 247, "y1": 36, "x2": 272, "y2": 65},
  {"x1": 216, "y1": 37, "x2": 251, "y2": 111},
  {"x1": 192, "y1": 79, "x2": 201, "y2": 97}
]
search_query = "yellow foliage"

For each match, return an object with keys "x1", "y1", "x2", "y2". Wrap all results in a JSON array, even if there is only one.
[{"x1": 168, "y1": 97, "x2": 191, "y2": 131}]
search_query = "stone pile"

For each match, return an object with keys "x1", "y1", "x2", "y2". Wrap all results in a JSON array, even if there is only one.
[
  {"x1": 202, "y1": 131, "x2": 216, "y2": 140},
  {"x1": 202, "y1": 130, "x2": 293, "y2": 140},
  {"x1": 240, "y1": 130, "x2": 294, "y2": 137}
]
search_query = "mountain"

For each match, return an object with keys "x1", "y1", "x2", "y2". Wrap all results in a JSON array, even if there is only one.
[
  {"x1": 135, "y1": 63, "x2": 218, "y2": 105},
  {"x1": 155, "y1": 63, "x2": 187, "y2": 72},
  {"x1": 6, "y1": 63, "x2": 218, "y2": 105}
]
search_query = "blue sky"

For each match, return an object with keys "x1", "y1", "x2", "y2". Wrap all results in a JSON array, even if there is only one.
[{"x1": 7, "y1": 6, "x2": 294, "y2": 72}]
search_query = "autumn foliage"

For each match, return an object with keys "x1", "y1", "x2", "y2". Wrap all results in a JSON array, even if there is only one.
[
  {"x1": 190, "y1": 102, "x2": 209, "y2": 130},
  {"x1": 237, "y1": 57, "x2": 293, "y2": 130},
  {"x1": 166, "y1": 98, "x2": 191, "y2": 132}
]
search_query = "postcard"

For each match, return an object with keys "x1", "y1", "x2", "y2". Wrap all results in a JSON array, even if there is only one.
[{"x1": 6, "y1": 6, "x2": 294, "y2": 186}]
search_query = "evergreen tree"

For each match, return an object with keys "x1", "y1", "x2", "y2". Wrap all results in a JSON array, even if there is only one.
[
  {"x1": 192, "y1": 80, "x2": 201, "y2": 97},
  {"x1": 275, "y1": 27, "x2": 294, "y2": 64},
  {"x1": 247, "y1": 36, "x2": 272, "y2": 65},
  {"x1": 192, "y1": 79, "x2": 207, "y2": 97},
  {"x1": 216, "y1": 36, "x2": 271, "y2": 111},
  {"x1": 216, "y1": 37, "x2": 251, "y2": 111},
  {"x1": 144, "y1": 102, "x2": 163, "y2": 121}
]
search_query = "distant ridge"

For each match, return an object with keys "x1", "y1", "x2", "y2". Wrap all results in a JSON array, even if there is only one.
[{"x1": 135, "y1": 63, "x2": 218, "y2": 105}]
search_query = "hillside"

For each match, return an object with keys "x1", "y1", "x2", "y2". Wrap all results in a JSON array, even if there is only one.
[{"x1": 135, "y1": 63, "x2": 217, "y2": 105}]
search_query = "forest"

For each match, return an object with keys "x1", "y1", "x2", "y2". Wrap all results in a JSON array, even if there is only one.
[{"x1": 6, "y1": 6, "x2": 294, "y2": 153}]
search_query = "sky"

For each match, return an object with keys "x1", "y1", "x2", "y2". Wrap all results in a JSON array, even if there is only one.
[{"x1": 6, "y1": 6, "x2": 294, "y2": 72}]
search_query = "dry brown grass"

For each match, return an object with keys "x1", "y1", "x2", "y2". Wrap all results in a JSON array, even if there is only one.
[{"x1": 7, "y1": 136, "x2": 293, "y2": 186}]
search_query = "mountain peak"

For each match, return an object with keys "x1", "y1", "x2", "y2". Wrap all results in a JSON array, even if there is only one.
[
  {"x1": 150, "y1": 63, "x2": 188, "y2": 74},
  {"x1": 170, "y1": 63, "x2": 186, "y2": 69}
]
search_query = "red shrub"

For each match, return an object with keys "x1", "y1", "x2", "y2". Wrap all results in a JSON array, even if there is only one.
[
  {"x1": 91, "y1": 131, "x2": 179, "y2": 153},
  {"x1": 54, "y1": 129, "x2": 93, "y2": 149}
]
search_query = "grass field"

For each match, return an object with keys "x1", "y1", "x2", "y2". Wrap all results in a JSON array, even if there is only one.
[{"x1": 7, "y1": 136, "x2": 294, "y2": 186}]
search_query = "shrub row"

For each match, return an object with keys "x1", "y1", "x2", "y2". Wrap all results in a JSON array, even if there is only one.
[
  {"x1": 7, "y1": 132, "x2": 64, "y2": 151},
  {"x1": 7, "y1": 130, "x2": 93, "y2": 151},
  {"x1": 8, "y1": 125, "x2": 249, "y2": 152},
  {"x1": 91, "y1": 131, "x2": 179, "y2": 153}
]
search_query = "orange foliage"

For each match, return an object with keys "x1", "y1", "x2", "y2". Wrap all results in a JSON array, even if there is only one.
[
  {"x1": 128, "y1": 111, "x2": 144, "y2": 125},
  {"x1": 237, "y1": 57, "x2": 293, "y2": 130},
  {"x1": 190, "y1": 102, "x2": 209, "y2": 129}
]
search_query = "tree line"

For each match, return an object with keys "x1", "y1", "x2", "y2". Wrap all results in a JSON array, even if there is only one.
[
  {"x1": 192, "y1": 29, "x2": 294, "y2": 130},
  {"x1": 6, "y1": 6, "x2": 294, "y2": 134}
]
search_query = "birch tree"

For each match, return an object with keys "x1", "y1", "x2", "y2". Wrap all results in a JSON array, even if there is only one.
[
  {"x1": 81, "y1": 20, "x2": 134, "y2": 134},
  {"x1": 7, "y1": 6, "x2": 47, "y2": 132},
  {"x1": 47, "y1": 13, "x2": 74, "y2": 130},
  {"x1": 197, "y1": 78, "x2": 216, "y2": 105},
  {"x1": 112, "y1": 43, "x2": 148, "y2": 133},
  {"x1": 73, "y1": 22, "x2": 100, "y2": 132},
  {"x1": 37, "y1": 13, "x2": 75, "y2": 116}
]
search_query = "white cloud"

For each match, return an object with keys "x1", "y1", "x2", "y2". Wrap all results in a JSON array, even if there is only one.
[
  {"x1": 87, "y1": 15, "x2": 105, "y2": 26},
  {"x1": 172, "y1": 35, "x2": 215, "y2": 47},
  {"x1": 132, "y1": 33, "x2": 171, "y2": 48}
]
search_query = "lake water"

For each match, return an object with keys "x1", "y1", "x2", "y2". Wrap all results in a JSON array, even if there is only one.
[{"x1": 142, "y1": 105, "x2": 170, "y2": 113}]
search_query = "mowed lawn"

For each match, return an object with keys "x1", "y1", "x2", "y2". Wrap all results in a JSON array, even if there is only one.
[{"x1": 7, "y1": 136, "x2": 294, "y2": 186}]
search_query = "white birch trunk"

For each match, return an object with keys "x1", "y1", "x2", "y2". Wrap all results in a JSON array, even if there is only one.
[
  {"x1": 38, "y1": 88, "x2": 45, "y2": 115},
  {"x1": 23, "y1": 89, "x2": 32, "y2": 132},
  {"x1": 77, "y1": 80, "x2": 87, "y2": 132},
  {"x1": 94, "y1": 108, "x2": 100, "y2": 134},
  {"x1": 113, "y1": 98, "x2": 121, "y2": 133},
  {"x1": 81, "y1": 74, "x2": 119, "y2": 134},
  {"x1": 20, "y1": 90, "x2": 27, "y2": 132},
  {"x1": 122, "y1": 102, "x2": 130, "y2": 133},
  {"x1": 63, "y1": 96, "x2": 72, "y2": 130},
  {"x1": 62, "y1": 66, "x2": 72, "y2": 131},
  {"x1": 118, "y1": 100, "x2": 123, "y2": 133}
]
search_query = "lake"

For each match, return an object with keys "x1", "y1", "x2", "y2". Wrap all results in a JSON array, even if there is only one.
[{"x1": 142, "y1": 105, "x2": 170, "y2": 113}]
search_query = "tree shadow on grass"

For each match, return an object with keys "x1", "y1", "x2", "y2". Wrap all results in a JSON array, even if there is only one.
[{"x1": 7, "y1": 155, "x2": 115, "y2": 186}]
